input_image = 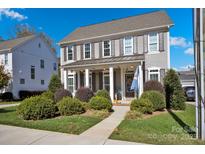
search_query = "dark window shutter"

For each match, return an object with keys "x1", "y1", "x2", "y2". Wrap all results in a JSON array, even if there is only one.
[
  {"x1": 80, "y1": 72, "x2": 84, "y2": 87},
  {"x1": 99, "y1": 42, "x2": 102, "y2": 58},
  {"x1": 91, "y1": 43, "x2": 95, "y2": 59},
  {"x1": 134, "y1": 36, "x2": 138, "y2": 55},
  {"x1": 111, "y1": 40, "x2": 115, "y2": 57},
  {"x1": 120, "y1": 38, "x2": 124, "y2": 56},
  {"x1": 73, "y1": 45, "x2": 77, "y2": 60},
  {"x1": 159, "y1": 33, "x2": 165, "y2": 52},
  {"x1": 99, "y1": 72, "x2": 103, "y2": 90},
  {"x1": 92, "y1": 72, "x2": 96, "y2": 92},
  {"x1": 80, "y1": 45, "x2": 83, "y2": 60},
  {"x1": 160, "y1": 69, "x2": 165, "y2": 83},
  {"x1": 145, "y1": 69, "x2": 148, "y2": 82},
  {"x1": 75, "y1": 73, "x2": 78, "y2": 90},
  {"x1": 143, "y1": 35, "x2": 148, "y2": 53},
  {"x1": 63, "y1": 47, "x2": 67, "y2": 61}
]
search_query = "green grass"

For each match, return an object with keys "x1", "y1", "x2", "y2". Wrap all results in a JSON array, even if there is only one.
[
  {"x1": 110, "y1": 104, "x2": 205, "y2": 144},
  {"x1": 0, "y1": 106, "x2": 103, "y2": 135}
]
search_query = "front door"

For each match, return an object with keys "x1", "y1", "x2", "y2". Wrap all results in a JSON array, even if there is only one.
[{"x1": 125, "y1": 74, "x2": 134, "y2": 97}]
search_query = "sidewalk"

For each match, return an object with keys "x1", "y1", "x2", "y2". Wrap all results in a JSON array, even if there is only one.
[
  {"x1": 0, "y1": 103, "x2": 20, "y2": 109},
  {"x1": 0, "y1": 106, "x2": 139, "y2": 145}
]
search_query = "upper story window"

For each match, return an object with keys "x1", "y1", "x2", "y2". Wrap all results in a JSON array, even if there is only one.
[
  {"x1": 148, "y1": 67, "x2": 160, "y2": 82},
  {"x1": 67, "y1": 45, "x2": 73, "y2": 60},
  {"x1": 31, "y1": 66, "x2": 35, "y2": 79},
  {"x1": 4, "y1": 53, "x2": 8, "y2": 65},
  {"x1": 53, "y1": 63, "x2": 57, "y2": 71},
  {"x1": 124, "y1": 36, "x2": 133, "y2": 55},
  {"x1": 20, "y1": 78, "x2": 25, "y2": 84},
  {"x1": 84, "y1": 43, "x2": 91, "y2": 59},
  {"x1": 103, "y1": 40, "x2": 111, "y2": 57},
  {"x1": 148, "y1": 33, "x2": 159, "y2": 53},
  {"x1": 40, "y1": 59, "x2": 44, "y2": 69},
  {"x1": 38, "y1": 43, "x2": 41, "y2": 48}
]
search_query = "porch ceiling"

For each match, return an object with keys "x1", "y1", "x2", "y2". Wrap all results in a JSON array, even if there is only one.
[{"x1": 63, "y1": 54, "x2": 144, "y2": 69}]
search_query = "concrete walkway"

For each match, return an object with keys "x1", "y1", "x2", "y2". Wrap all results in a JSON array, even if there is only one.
[
  {"x1": 0, "y1": 103, "x2": 20, "y2": 109},
  {"x1": 0, "y1": 106, "x2": 136, "y2": 145}
]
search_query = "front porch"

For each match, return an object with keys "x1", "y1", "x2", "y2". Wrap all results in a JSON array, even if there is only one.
[{"x1": 63, "y1": 61, "x2": 144, "y2": 104}]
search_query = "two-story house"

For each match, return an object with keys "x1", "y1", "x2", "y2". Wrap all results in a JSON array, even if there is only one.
[
  {"x1": 0, "y1": 34, "x2": 58, "y2": 99},
  {"x1": 59, "y1": 11, "x2": 174, "y2": 102}
]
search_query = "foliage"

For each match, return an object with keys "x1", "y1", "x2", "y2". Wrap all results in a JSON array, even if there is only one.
[
  {"x1": 57, "y1": 97, "x2": 85, "y2": 116},
  {"x1": 41, "y1": 91, "x2": 54, "y2": 100},
  {"x1": 164, "y1": 69, "x2": 186, "y2": 110},
  {"x1": 141, "y1": 90, "x2": 166, "y2": 111},
  {"x1": 144, "y1": 80, "x2": 164, "y2": 94},
  {"x1": 81, "y1": 102, "x2": 91, "y2": 111},
  {"x1": 48, "y1": 74, "x2": 62, "y2": 93},
  {"x1": 125, "y1": 111, "x2": 142, "y2": 120},
  {"x1": 75, "y1": 87, "x2": 94, "y2": 102},
  {"x1": 0, "y1": 92, "x2": 13, "y2": 101},
  {"x1": 0, "y1": 65, "x2": 10, "y2": 89},
  {"x1": 89, "y1": 96, "x2": 112, "y2": 111},
  {"x1": 96, "y1": 89, "x2": 111, "y2": 101},
  {"x1": 17, "y1": 96, "x2": 56, "y2": 120},
  {"x1": 19, "y1": 90, "x2": 44, "y2": 100},
  {"x1": 130, "y1": 98, "x2": 153, "y2": 114},
  {"x1": 54, "y1": 88, "x2": 72, "y2": 102}
]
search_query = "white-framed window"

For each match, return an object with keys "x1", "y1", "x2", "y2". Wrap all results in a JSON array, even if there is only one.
[
  {"x1": 67, "y1": 75, "x2": 74, "y2": 93},
  {"x1": 103, "y1": 72, "x2": 110, "y2": 92},
  {"x1": 124, "y1": 36, "x2": 133, "y2": 55},
  {"x1": 4, "y1": 53, "x2": 8, "y2": 65},
  {"x1": 148, "y1": 67, "x2": 160, "y2": 81},
  {"x1": 103, "y1": 40, "x2": 111, "y2": 57},
  {"x1": 84, "y1": 43, "x2": 91, "y2": 59},
  {"x1": 148, "y1": 32, "x2": 159, "y2": 53},
  {"x1": 67, "y1": 45, "x2": 73, "y2": 60}
]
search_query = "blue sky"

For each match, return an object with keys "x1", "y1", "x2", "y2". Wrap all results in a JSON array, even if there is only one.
[{"x1": 0, "y1": 8, "x2": 194, "y2": 70}]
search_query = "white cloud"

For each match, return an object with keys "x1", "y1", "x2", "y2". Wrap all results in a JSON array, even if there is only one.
[
  {"x1": 170, "y1": 36, "x2": 192, "y2": 48},
  {"x1": 0, "y1": 8, "x2": 27, "y2": 21},
  {"x1": 180, "y1": 64, "x2": 195, "y2": 71},
  {"x1": 184, "y1": 47, "x2": 194, "y2": 55}
]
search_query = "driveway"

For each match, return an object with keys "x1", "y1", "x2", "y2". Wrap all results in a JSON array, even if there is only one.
[{"x1": 0, "y1": 106, "x2": 140, "y2": 145}]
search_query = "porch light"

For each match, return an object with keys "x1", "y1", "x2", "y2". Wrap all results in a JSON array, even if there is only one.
[{"x1": 130, "y1": 65, "x2": 134, "y2": 69}]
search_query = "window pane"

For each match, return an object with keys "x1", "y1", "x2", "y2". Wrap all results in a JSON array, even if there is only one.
[
  {"x1": 103, "y1": 41, "x2": 111, "y2": 57},
  {"x1": 124, "y1": 37, "x2": 133, "y2": 55},
  {"x1": 84, "y1": 43, "x2": 91, "y2": 59},
  {"x1": 149, "y1": 43, "x2": 157, "y2": 51},
  {"x1": 150, "y1": 74, "x2": 158, "y2": 81},
  {"x1": 31, "y1": 66, "x2": 35, "y2": 79},
  {"x1": 68, "y1": 46, "x2": 73, "y2": 60}
]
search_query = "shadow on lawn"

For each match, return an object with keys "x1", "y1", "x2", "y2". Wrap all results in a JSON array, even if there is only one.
[
  {"x1": 167, "y1": 109, "x2": 196, "y2": 138},
  {"x1": 0, "y1": 108, "x2": 15, "y2": 114}
]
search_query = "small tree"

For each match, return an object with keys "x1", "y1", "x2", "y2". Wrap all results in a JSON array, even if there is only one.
[
  {"x1": 48, "y1": 74, "x2": 62, "y2": 93},
  {"x1": 163, "y1": 69, "x2": 186, "y2": 110},
  {"x1": 0, "y1": 65, "x2": 10, "y2": 89}
]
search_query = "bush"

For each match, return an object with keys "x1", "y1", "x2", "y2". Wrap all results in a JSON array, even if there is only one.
[
  {"x1": 130, "y1": 98, "x2": 153, "y2": 114},
  {"x1": 0, "y1": 92, "x2": 13, "y2": 101},
  {"x1": 41, "y1": 91, "x2": 54, "y2": 100},
  {"x1": 89, "y1": 96, "x2": 112, "y2": 111},
  {"x1": 54, "y1": 88, "x2": 72, "y2": 102},
  {"x1": 144, "y1": 80, "x2": 164, "y2": 94},
  {"x1": 75, "y1": 87, "x2": 94, "y2": 102},
  {"x1": 81, "y1": 102, "x2": 91, "y2": 111},
  {"x1": 141, "y1": 91, "x2": 166, "y2": 111},
  {"x1": 164, "y1": 69, "x2": 186, "y2": 110},
  {"x1": 17, "y1": 96, "x2": 56, "y2": 120},
  {"x1": 57, "y1": 97, "x2": 85, "y2": 116},
  {"x1": 96, "y1": 89, "x2": 111, "y2": 101},
  {"x1": 125, "y1": 111, "x2": 142, "y2": 120},
  {"x1": 48, "y1": 74, "x2": 62, "y2": 93},
  {"x1": 19, "y1": 90, "x2": 44, "y2": 100}
]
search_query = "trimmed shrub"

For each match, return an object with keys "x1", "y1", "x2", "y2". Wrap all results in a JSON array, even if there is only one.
[
  {"x1": 0, "y1": 92, "x2": 13, "y2": 101},
  {"x1": 89, "y1": 96, "x2": 112, "y2": 111},
  {"x1": 48, "y1": 74, "x2": 62, "y2": 93},
  {"x1": 19, "y1": 90, "x2": 44, "y2": 100},
  {"x1": 144, "y1": 80, "x2": 164, "y2": 94},
  {"x1": 96, "y1": 89, "x2": 111, "y2": 101},
  {"x1": 54, "y1": 88, "x2": 72, "y2": 102},
  {"x1": 141, "y1": 90, "x2": 166, "y2": 111},
  {"x1": 41, "y1": 91, "x2": 54, "y2": 100},
  {"x1": 164, "y1": 69, "x2": 186, "y2": 110},
  {"x1": 130, "y1": 98, "x2": 153, "y2": 114},
  {"x1": 125, "y1": 111, "x2": 142, "y2": 120},
  {"x1": 81, "y1": 102, "x2": 91, "y2": 111},
  {"x1": 57, "y1": 97, "x2": 85, "y2": 116},
  {"x1": 17, "y1": 96, "x2": 56, "y2": 120},
  {"x1": 75, "y1": 87, "x2": 94, "y2": 102}
]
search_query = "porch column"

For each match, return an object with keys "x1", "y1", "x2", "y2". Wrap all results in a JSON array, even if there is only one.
[
  {"x1": 63, "y1": 69, "x2": 67, "y2": 89},
  {"x1": 120, "y1": 67, "x2": 125, "y2": 100},
  {"x1": 109, "y1": 66, "x2": 114, "y2": 101},
  {"x1": 77, "y1": 71, "x2": 81, "y2": 89},
  {"x1": 85, "y1": 69, "x2": 89, "y2": 88}
]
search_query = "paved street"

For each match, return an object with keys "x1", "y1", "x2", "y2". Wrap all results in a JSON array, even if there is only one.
[{"x1": 0, "y1": 106, "x2": 141, "y2": 145}]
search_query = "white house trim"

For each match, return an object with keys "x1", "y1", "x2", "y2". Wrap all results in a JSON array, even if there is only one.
[
  {"x1": 123, "y1": 36, "x2": 134, "y2": 56},
  {"x1": 102, "y1": 40, "x2": 112, "y2": 58},
  {"x1": 83, "y1": 43, "x2": 92, "y2": 60},
  {"x1": 148, "y1": 32, "x2": 159, "y2": 54},
  {"x1": 148, "y1": 67, "x2": 161, "y2": 82}
]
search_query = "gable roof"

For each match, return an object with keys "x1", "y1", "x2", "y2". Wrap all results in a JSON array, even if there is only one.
[
  {"x1": 0, "y1": 35, "x2": 35, "y2": 52},
  {"x1": 59, "y1": 10, "x2": 173, "y2": 44}
]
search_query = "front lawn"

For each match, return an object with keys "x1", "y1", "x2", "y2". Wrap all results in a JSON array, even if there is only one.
[
  {"x1": 0, "y1": 106, "x2": 104, "y2": 135},
  {"x1": 110, "y1": 104, "x2": 205, "y2": 144}
]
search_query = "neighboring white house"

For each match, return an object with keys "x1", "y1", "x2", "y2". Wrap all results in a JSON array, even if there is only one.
[{"x1": 0, "y1": 34, "x2": 58, "y2": 99}]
